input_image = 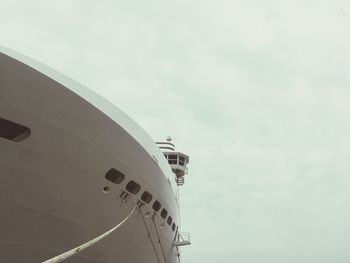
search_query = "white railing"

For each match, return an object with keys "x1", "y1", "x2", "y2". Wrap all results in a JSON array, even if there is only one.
[{"x1": 173, "y1": 232, "x2": 191, "y2": 247}]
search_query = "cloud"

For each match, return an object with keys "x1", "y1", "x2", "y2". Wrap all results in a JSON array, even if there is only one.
[{"x1": 1, "y1": 1, "x2": 350, "y2": 262}]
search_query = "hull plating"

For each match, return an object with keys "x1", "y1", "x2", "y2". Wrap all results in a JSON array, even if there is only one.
[{"x1": 0, "y1": 50, "x2": 179, "y2": 263}]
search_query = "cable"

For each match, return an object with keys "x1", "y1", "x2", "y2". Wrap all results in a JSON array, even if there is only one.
[
  {"x1": 176, "y1": 247, "x2": 181, "y2": 263},
  {"x1": 152, "y1": 216, "x2": 168, "y2": 263},
  {"x1": 139, "y1": 208, "x2": 162, "y2": 263},
  {"x1": 41, "y1": 206, "x2": 137, "y2": 263},
  {"x1": 176, "y1": 185, "x2": 181, "y2": 229}
]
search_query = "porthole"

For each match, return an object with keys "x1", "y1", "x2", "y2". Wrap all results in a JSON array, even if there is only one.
[
  {"x1": 125, "y1": 180, "x2": 141, "y2": 195},
  {"x1": 161, "y1": 209, "x2": 168, "y2": 219},
  {"x1": 152, "y1": 200, "x2": 161, "y2": 212},
  {"x1": 167, "y1": 216, "x2": 172, "y2": 226},
  {"x1": 172, "y1": 223, "x2": 176, "y2": 231},
  {"x1": 105, "y1": 168, "x2": 125, "y2": 184},
  {"x1": 0, "y1": 117, "x2": 31, "y2": 142},
  {"x1": 141, "y1": 191, "x2": 153, "y2": 204}
]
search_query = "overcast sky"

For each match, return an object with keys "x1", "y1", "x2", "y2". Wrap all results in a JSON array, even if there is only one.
[{"x1": 1, "y1": 0, "x2": 350, "y2": 262}]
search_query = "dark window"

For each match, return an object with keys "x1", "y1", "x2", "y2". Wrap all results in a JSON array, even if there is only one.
[
  {"x1": 161, "y1": 209, "x2": 168, "y2": 219},
  {"x1": 105, "y1": 168, "x2": 125, "y2": 184},
  {"x1": 152, "y1": 200, "x2": 161, "y2": 212},
  {"x1": 172, "y1": 223, "x2": 176, "y2": 231},
  {"x1": 0, "y1": 117, "x2": 31, "y2": 142},
  {"x1": 167, "y1": 154, "x2": 178, "y2": 165},
  {"x1": 179, "y1": 156, "x2": 185, "y2": 165},
  {"x1": 141, "y1": 191, "x2": 153, "y2": 204},
  {"x1": 168, "y1": 154, "x2": 177, "y2": 160},
  {"x1": 125, "y1": 180, "x2": 141, "y2": 194},
  {"x1": 167, "y1": 216, "x2": 172, "y2": 225}
]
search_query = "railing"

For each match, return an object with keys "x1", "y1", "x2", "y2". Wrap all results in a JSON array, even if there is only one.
[
  {"x1": 173, "y1": 232, "x2": 191, "y2": 247},
  {"x1": 176, "y1": 176, "x2": 184, "y2": 186}
]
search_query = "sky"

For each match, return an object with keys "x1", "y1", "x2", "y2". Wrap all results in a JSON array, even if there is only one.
[{"x1": 1, "y1": 0, "x2": 350, "y2": 262}]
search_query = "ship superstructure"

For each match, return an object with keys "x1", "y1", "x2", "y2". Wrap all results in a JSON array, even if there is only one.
[{"x1": 0, "y1": 47, "x2": 190, "y2": 263}]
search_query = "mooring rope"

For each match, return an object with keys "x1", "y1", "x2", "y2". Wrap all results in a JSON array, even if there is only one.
[
  {"x1": 152, "y1": 216, "x2": 168, "y2": 263},
  {"x1": 41, "y1": 206, "x2": 137, "y2": 263},
  {"x1": 139, "y1": 209, "x2": 162, "y2": 263}
]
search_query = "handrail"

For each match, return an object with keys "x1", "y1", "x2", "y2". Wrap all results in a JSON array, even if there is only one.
[{"x1": 173, "y1": 232, "x2": 191, "y2": 247}]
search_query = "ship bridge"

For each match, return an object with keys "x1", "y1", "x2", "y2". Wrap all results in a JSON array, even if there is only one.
[{"x1": 156, "y1": 137, "x2": 189, "y2": 186}]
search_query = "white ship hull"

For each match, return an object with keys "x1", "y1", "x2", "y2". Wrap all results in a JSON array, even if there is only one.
[{"x1": 0, "y1": 48, "x2": 179, "y2": 263}]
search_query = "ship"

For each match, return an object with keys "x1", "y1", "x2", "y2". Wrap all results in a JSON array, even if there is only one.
[{"x1": 0, "y1": 47, "x2": 190, "y2": 263}]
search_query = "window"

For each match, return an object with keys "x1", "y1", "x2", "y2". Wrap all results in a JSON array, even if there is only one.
[
  {"x1": 152, "y1": 200, "x2": 161, "y2": 212},
  {"x1": 179, "y1": 156, "x2": 185, "y2": 165},
  {"x1": 141, "y1": 191, "x2": 153, "y2": 204},
  {"x1": 167, "y1": 216, "x2": 172, "y2": 226},
  {"x1": 105, "y1": 168, "x2": 125, "y2": 184},
  {"x1": 172, "y1": 223, "x2": 176, "y2": 231},
  {"x1": 167, "y1": 154, "x2": 178, "y2": 165},
  {"x1": 125, "y1": 180, "x2": 141, "y2": 194},
  {"x1": 161, "y1": 209, "x2": 168, "y2": 219},
  {"x1": 0, "y1": 117, "x2": 31, "y2": 142}
]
